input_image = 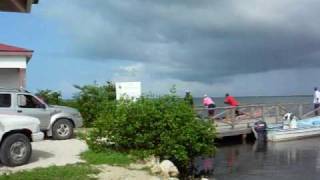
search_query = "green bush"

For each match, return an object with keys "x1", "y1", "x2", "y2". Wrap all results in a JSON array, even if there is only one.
[
  {"x1": 73, "y1": 81, "x2": 116, "y2": 127},
  {"x1": 86, "y1": 94, "x2": 216, "y2": 169},
  {"x1": 60, "y1": 99, "x2": 78, "y2": 109},
  {"x1": 35, "y1": 89, "x2": 63, "y2": 105}
]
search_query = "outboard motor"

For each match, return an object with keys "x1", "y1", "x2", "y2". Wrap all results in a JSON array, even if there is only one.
[{"x1": 252, "y1": 120, "x2": 267, "y2": 142}]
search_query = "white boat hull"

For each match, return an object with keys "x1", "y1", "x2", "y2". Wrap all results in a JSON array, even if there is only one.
[
  {"x1": 267, "y1": 126, "x2": 320, "y2": 142},
  {"x1": 253, "y1": 116, "x2": 320, "y2": 142}
]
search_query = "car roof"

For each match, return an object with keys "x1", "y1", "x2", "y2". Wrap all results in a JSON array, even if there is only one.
[{"x1": 0, "y1": 87, "x2": 30, "y2": 93}]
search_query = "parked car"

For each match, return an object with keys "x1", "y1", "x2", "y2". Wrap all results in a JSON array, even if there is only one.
[
  {"x1": 0, "y1": 114, "x2": 44, "y2": 166},
  {"x1": 0, "y1": 88, "x2": 83, "y2": 140}
]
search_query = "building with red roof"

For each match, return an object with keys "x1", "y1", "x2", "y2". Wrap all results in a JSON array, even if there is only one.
[
  {"x1": 0, "y1": 43, "x2": 33, "y2": 88},
  {"x1": 0, "y1": 0, "x2": 38, "y2": 13}
]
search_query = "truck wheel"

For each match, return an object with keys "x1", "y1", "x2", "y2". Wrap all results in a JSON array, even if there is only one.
[
  {"x1": 52, "y1": 119, "x2": 74, "y2": 140},
  {"x1": 0, "y1": 133, "x2": 32, "y2": 167}
]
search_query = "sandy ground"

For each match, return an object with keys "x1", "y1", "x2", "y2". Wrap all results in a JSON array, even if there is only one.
[
  {"x1": 0, "y1": 139, "x2": 88, "y2": 174},
  {"x1": 96, "y1": 165, "x2": 161, "y2": 180},
  {"x1": 0, "y1": 139, "x2": 167, "y2": 179}
]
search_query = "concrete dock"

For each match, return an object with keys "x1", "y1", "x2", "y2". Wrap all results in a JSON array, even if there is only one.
[{"x1": 196, "y1": 103, "x2": 318, "y2": 138}]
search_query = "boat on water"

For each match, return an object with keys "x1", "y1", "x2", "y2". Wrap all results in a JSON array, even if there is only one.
[{"x1": 253, "y1": 114, "x2": 320, "y2": 142}]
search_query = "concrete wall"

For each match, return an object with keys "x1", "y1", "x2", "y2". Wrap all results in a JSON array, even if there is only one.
[
  {"x1": 0, "y1": 56, "x2": 27, "y2": 88},
  {"x1": 0, "y1": 56, "x2": 27, "y2": 68},
  {"x1": 0, "y1": 68, "x2": 20, "y2": 88}
]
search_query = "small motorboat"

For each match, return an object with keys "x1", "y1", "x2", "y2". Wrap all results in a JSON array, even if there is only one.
[{"x1": 253, "y1": 113, "x2": 320, "y2": 142}]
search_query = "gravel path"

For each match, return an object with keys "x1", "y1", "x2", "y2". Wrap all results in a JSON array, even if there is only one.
[
  {"x1": 0, "y1": 139, "x2": 88, "y2": 173},
  {"x1": 96, "y1": 164, "x2": 161, "y2": 180},
  {"x1": 0, "y1": 139, "x2": 164, "y2": 179}
]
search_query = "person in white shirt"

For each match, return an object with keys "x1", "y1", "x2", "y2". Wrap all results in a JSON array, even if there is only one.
[{"x1": 314, "y1": 87, "x2": 320, "y2": 116}]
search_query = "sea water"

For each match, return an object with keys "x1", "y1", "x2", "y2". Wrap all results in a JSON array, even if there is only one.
[{"x1": 213, "y1": 136, "x2": 320, "y2": 180}]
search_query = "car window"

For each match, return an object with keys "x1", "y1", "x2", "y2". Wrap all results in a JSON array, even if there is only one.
[
  {"x1": 18, "y1": 94, "x2": 43, "y2": 108},
  {"x1": 0, "y1": 94, "x2": 11, "y2": 107}
]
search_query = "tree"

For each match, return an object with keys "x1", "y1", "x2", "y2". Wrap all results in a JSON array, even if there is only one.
[
  {"x1": 35, "y1": 89, "x2": 62, "y2": 105},
  {"x1": 73, "y1": 81, "x2": 116, "y2": 127}
]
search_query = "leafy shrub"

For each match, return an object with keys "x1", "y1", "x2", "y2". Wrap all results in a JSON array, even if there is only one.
[
  {"x1": 87, "y1": 94, "x2": 216, "y2": 169},
  {"x1": 73, "y1": 81, "x2": 116, "y2": 127},
  {"x1": 35, "y1": 89, "x2": 62, "y2": 105},
  {"x1": 60, "y1": 99, "x2": 78, "y2": 109}
]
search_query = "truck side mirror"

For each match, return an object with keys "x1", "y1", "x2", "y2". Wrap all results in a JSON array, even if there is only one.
[{"x1": 39, "y1": 103, "x2": 46, "y2": 109}]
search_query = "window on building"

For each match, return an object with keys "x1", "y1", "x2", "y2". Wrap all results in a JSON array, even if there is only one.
[{"x1": 0, "y1": 94, "x2": 11, "y2": 107}]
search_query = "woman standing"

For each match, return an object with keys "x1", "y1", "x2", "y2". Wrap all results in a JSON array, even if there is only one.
[{"x1": 203, "y1": 94, "x2": 216, "y2": 117}]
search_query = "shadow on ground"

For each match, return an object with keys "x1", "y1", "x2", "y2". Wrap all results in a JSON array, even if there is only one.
[
  {"x1": 0, "y1": 149, "x2": 54, "y2": 168},
  {"x1": 29, "y1": 150, "x2": 55, "y2": 163}
]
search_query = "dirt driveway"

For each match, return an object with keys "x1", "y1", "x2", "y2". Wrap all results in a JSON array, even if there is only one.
[{"x1": 0, "y1": 139, "x2": 88, "y2": 173}]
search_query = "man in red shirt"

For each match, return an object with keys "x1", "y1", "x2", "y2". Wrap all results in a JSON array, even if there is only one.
[{"x1": 224, "y1": 93, "x2": 240, "y2": 116}]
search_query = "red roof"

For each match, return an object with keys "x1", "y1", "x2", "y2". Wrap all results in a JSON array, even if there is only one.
[
  {"x1": 0, "y1": 43, "x2": 33, "y2": 52},
  {"x1": 0, "y1": 43, "x2": 33, "y2": 58}
]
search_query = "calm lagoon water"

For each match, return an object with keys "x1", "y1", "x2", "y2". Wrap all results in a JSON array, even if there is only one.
[{"x1": 214, "y1": 137, "x2": 320, "y2": 180}]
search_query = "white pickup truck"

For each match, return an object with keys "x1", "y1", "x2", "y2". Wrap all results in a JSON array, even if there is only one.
[
  {"x1": 0, "y1": 114, "x2": 44, "y2": 167},
  {"x1": 0, "y1": 89, "x2": 83, "y2": 140}
]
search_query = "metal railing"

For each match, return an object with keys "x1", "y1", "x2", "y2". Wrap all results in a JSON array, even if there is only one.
[
  {"x1": 195, "y1": 103, "x2": 320, "y2": 128},
  {"x1": 0, "y1": 87, "x2": 29, "y2": 93}
]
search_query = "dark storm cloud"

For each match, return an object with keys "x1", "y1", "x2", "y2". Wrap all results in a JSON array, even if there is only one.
[{"x1": 45, "y1": 0, "x2": 320, "y2": 83}]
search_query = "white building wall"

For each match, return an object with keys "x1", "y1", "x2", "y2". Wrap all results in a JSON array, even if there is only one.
[
  {"x1": 0, "y1": 56, "x2": 27, "y2": 68},
  {"x1": 0, "y1": 56, "x2": 27, "y2": 88},
  {"x1": 0, "y1": 68, "x2": 20, "y2": 88}
]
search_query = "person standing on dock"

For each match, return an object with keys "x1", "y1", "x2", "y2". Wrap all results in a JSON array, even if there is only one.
[
  {"x1": 184, "y1": 90, "x2": 194, "y2": 108},
  {"x1": 224, "y1": 93, "x2": 240, "y2": 116},
  {"x1": 314, "y1": 87, "x2": 320, "y2": 116},
  {"x1": 202, "y1": 94, "x2": 216, "y2": 117}
]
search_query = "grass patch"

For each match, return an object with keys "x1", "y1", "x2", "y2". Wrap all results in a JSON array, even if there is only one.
[
  {"x1": 74, "y1": 128, "x2": 94, "y2": 140},
  {"x1": 81, "y1": 150, "x2": 137, "y2": 166},
  {"x1": 0, "y1": 164, "x2": 99, "y2": 180}
]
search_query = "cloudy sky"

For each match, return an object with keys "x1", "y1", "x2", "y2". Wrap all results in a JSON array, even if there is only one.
[{"x1": 1, "y1": 0, "x2": 320, "y2": 98}]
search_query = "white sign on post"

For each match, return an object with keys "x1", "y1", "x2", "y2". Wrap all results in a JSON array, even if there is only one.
[{"x1": 115, "y1": 82, "x2": 141, "y2": 100}]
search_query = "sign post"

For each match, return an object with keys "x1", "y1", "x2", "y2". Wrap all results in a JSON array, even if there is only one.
[{"x1": 116, "y1": 82, "x2": 141, "y2": 101}]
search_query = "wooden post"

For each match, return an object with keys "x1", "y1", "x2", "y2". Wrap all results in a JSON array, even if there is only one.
[
  {"x1": 250, "y1": 106, "x2": 255, "y2": 119},
  {"x1": 18, "y1": 68, "x2": 26, "y2": 88},
  {"x1": 262, "y1": 106, "x2": 265, "y2": 122},
  {"x1": 231, "y1": 108, "x2": 235, "y2": 129},
  {"x1": 242, "y1": 134, "x2": 247, "y2": 144},
  {"x1": 275, "y1": 105, "x2": 280, "y2": 123},
  {"x1": 299, "y1": 104, "x2": 303, "y2": 119}
]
